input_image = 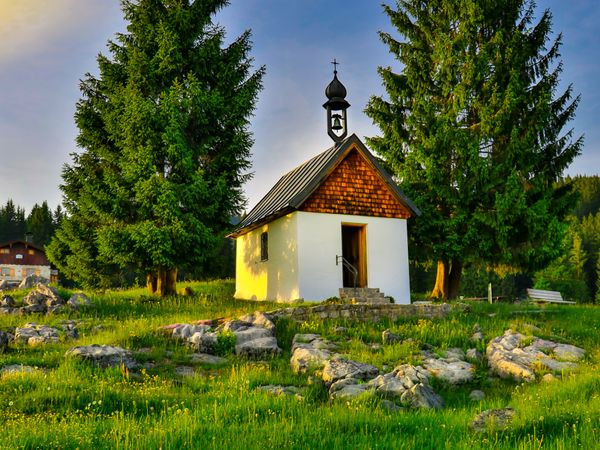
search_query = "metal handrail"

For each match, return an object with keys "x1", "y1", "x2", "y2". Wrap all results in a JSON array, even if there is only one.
[{"x1": 336, "y1": 255, "x2": 358, "y2": 290}]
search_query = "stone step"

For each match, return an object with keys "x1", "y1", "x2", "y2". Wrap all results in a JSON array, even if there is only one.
[
  {"x1": 339, "y1": 288, "x2": 381, "y2": 298},
  {"x1": 339, "y1": 287, "x2": 392, "y2": 304}
]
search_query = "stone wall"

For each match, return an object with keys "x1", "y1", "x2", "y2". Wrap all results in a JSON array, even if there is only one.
[{"x1": 267, "y1": 302, "x2": 453, "y2": 322}]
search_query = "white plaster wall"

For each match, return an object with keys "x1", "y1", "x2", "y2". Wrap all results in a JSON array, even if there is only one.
[
  {"x1": 0, "y1": 264, "x2": 51, "y2": 282},
  {"x1": 234, "y1": 212, "x2": 299, "y2": 301},
  {"x1": 296, "y1": 211, "x2": 411, "y2": 304}
]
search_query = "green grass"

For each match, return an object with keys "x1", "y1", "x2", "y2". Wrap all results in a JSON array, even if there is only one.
[{"x1": 1, "y1": 280, "x2": 600, "y2": 449}]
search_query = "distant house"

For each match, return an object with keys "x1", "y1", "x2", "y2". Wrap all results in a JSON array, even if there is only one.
[
  {"x1": 228, "y1": 134, "x2": 420, "y2": 303},
  {"x1": 0, "y1": 240, "x2": 57, "y2": 284}
]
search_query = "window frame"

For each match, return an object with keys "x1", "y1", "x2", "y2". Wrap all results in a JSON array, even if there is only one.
[{"x1": 260, "y1": 232, "x2": 269, "y2": 262}]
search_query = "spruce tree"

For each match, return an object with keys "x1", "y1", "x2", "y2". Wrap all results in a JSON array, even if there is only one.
[
  {"x1": 366, "y1": 0, "x2": 582, "y2": 299},
  {"x1": 47, "y1": 0, "x2": 264, "y2": 294},
  {"x1": 26, "y1": 201, "x2": 54, "y2": 246}
]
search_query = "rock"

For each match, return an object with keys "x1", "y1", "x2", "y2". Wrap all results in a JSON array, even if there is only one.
[
  {"x1": 18, "y1": 275, "x2": 47, "y2": 289},
  {"x1": 402, "y1": 383, "x2": 445, "y2": 409},
  {"x1": 190, "y1": 353, "x2": 227, "y2": 365},
  {"x1": 47, "y1": 305, "x2": 66, "y2": 314},
  {"x1": 0, "y1": 307, "x2": 15, "y2": 315},
  {"x1": 552, "y1": 343, "x2": 586, "y2": 362},
  {"x1": 1, "y1": 364, "x2": 38, "y2": 375},
  {"x1": 333, "y1": 326, "x2": 347, "y2": 334},
  {"x1": 172, "y1": 324, "x2": 211, "y2": 340},
  {"x1": 469, "y1": 390, "x2": 485, "y2": 401},
  {"x1": 237, "y1": 311, "x2": 276, "y2": 331},
  {"x1": 466, "y1": 348, "x2": 483, "y2": 360},
  {"x1": 65, "y1": 344, "x2": 139, "y2": 369},
  {"x1": 0, "y1": 331, "x2": 14, "y2": 352},
  {"x1": 471, "y1": 408, "x2": 516, "y2": 432},
  {"x1": 175, "y1": 366, "x2": 196, "y2": 377},
  {"x1": 67, "y1": 293, "x2": 91, "y2": 310},
  {"x1": 1, "y1": 295, "x2": 15, "y2": 307},
  {"x1": 542, "y1": 373, "x2": 559, "y2": 383},
  {"x1": 290, "y1": 334, "x2": 334, "y2": 374},
  {"x1": 471, "y1": 331, "x2": 485, "y2": 342},
  {"x1": 35, "y1": 283, "x2": 61, "y2": 302},
  {"x1": 382, "y1": 329, "x2": 402, "y2": 345},
  {"x1": 487, "y1": 330, "x2": 585, "y2": 382},
  {"x1": 330, "y1": 380, "x2": 371, "y2": 400},
  {"x1": 422, "y1": 349, "x2": 474, "y2": 384},
  {"x1": 235, "y1": 336, "x2": 281, "y2": 358},
  {"x1": 14, "y1": 323, "x2": 60, "y2": 346},
  {"x1": 233, "y1": 326, "x2": 273, "y2": 345},
  {"x1": 189, "y1": 331, "x2": 218, "y2": 354},
  {"x1": 22, "y1": 304, "x2": 47, "y2": 314},
  {"x1": 367, "y1": 364, "x2": 444, "y2": 409},
  {"x1": 257, "y1": 385, "x2": 303, "y2": 398},
  {"x1": 23, "y1": 291, "x2": 46, "y2": 306},
  {"x1": 322, "y1": 356, "x2": 379, "y2": 385}
]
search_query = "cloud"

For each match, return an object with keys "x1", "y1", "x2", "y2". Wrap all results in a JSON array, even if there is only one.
[{"x1": 0, "y1": 0, "x2": 110, "y2": 64}]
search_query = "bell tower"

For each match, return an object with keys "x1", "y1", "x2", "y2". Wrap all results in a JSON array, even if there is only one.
[{"x1": 323, "y1": 59, "x2": 350, "y2": 142}]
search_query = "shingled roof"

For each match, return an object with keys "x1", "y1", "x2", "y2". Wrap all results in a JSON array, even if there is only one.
[{"x1": 228, "y1": 134, "x2": 420, "y2": 237}]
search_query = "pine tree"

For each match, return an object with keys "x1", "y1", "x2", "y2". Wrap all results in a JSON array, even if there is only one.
[
  {"x1": 26, "y1": 201, "x2": 54, "y2": 246},
  {"x1": 47, "y1": 0, "x2": 264, "y2": 294},
  {"x1": 366, "y1": 0, "x2": 582, "y2": 299},
  {"x1": 0, "y1": 200, "x2": 26, "y2": 242}
]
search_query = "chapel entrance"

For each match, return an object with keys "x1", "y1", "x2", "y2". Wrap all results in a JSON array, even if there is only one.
[{"x1": 341, "y1": 224, "x2": 367, "y2": 288}]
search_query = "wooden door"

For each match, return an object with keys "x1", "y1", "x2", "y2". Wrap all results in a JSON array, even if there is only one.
[{"x1": 341, "y1": 224, "x2": 367, "y2": 287}]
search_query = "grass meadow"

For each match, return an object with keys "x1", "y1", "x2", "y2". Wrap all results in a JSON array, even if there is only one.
[{"x1": 1, "y1": 279, "x2": 599, "y2": 449}]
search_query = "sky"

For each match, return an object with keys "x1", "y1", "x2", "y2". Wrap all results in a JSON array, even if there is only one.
[{"x1": 0, "y1": 0, "x2": 598, "y2": 214}]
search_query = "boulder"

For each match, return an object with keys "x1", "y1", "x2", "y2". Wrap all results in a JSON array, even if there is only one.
[
  {"x1": 23, "y1": 291, "x2": 46, "y2": 306},
  {"x1": 189, "y1": 331, "x2": 218, "y2": 354},
  {"x1": 471, "y1": 408, "x2": 516, "y2": 432},
  {"x1": 321, "y1": 356, "x2": 379, "y2": 385},
  {"x1": 330, "y1": 379, "x2": 372, "y2": 400},
  {"x1": 1, "y1": 295, "x2": 15, "y2": 307},
  {"x1": 382, "y1": 329, "x2": 402, "y2": 345},
  {"x1": 0, "y1": 331, "x2": 14, "y2": 352},
  {"x1": 236, "y1": 336, "x2": 281, "y2": 358},
  {"x1": 175, "y1": 365, "x2": 196, "y2": 377},
  {"x1": 257, "y1": 385, "x2": 303, "y2": 398},
  {"x1": 65, "y1": 344, "x2": 139, "y2": 369},
  {"x1": 487, "y1": 330, "x2": 585, "y2": 382},
  {"x1": 290, "y1": 346, "x2": 332, "y2": 374},
  {"x1": 466, "y1": 348, "x2": 483, "y2": 360},
  {"x1": 237, "y1": 311, "x2": 276, "y2": 331},
  {"x1": 233, "y1": 326, "x2": 273, "y2": 345},
  {"x1": 35, "y1": 283, "x2": 61, "y2": 302},
  {"x1": 368, "y1": 364, "x2": 444, "y2": 409},
  {"x1": 18, "y1": 275, "x2": 48, "y2": 290},
  {"x1": 14, "y1": 323, "x2": 60, "y2": 346},
  {"x1": 67, "y1": 293, "x2": 91, "y2": 310},
  {"x1": 172, "y1": 324, "x2": 211, "y2": 340},
  {"x1": 422, "y1": 349, "x2": 474, "y2": 384}
]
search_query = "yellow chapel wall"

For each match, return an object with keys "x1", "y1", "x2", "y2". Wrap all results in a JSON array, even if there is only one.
[{"x1": 234, "y1": 212, "x2": 300, "y2": 302}]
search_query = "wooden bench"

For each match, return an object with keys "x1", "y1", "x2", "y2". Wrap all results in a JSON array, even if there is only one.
[{"x1": 526, "y1": 288, "x2": 576, "y2": 305}]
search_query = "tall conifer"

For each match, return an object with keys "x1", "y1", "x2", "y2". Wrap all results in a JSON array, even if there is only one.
[
  {"x1": 366, "y1": 0, "x2": 582, "y2": 299},
  {"x1": 47, "y1": 0, "x2": 264, "y2": 294}
]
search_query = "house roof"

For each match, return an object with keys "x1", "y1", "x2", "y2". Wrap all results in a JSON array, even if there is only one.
[
  {"x1": 0, "y1": 240, "x2": 45, "y2": 252},
  {"x1": 228, "y1": 134, "x2": 420, "y2": 238}
]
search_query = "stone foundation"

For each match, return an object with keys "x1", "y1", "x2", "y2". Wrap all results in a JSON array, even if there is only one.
[{"x1": 267, "y1": 302, "x2": 453, "y2": 322}]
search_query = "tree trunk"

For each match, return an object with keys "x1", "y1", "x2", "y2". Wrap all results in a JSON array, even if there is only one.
[
  {"x1": 431, "y1": 260, "x2": 449, "y2": 300},
  {"x1": 155, "y1": 268, "x2": 167, "y2": 297},
  {"x1": 166, "y1": 268, "x2": 177, "y2": 295},
  {"x1": 146, "y1": 273, "x2": 157, "y2": 295},
  {"x1": 153, "y1": 267, "x2": 177, "y2": 297},
  {"x1": 447, "y1": 260, "x2": 463, "y2": 300}
]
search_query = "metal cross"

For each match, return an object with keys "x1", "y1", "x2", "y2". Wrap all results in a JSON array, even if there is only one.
[{"x1": 331, "y1": 58, "x2": 339, "y2": 74}]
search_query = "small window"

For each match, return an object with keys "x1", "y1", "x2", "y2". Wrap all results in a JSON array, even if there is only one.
[
  {"x1": 0, "y1": 249, "x2": 9, "y2": 254},
  {"x1": 16, "y1": 254, "x2": 23, "y2": 260},
  {"x1": 260, "y1": 232, "x2": 268, "y2": 261},
  {"x1": 28, "y1": 249, "x2": 35, "y2": 255},
  {"x1": 1, "y1": 267, "x2": 10, "y2": 276}
]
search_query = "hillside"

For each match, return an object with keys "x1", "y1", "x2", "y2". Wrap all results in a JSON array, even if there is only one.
[{"x1": 0, "y1": 280, "x2": 599, "y2": 448}]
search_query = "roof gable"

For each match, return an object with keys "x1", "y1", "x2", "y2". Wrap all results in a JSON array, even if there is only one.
[
  {"x1": 229, "y1": 134, "x2": 420, "y2": 237},
  {"x1": 300, "y1": 148, "x2": 412, "y2": 218}
]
